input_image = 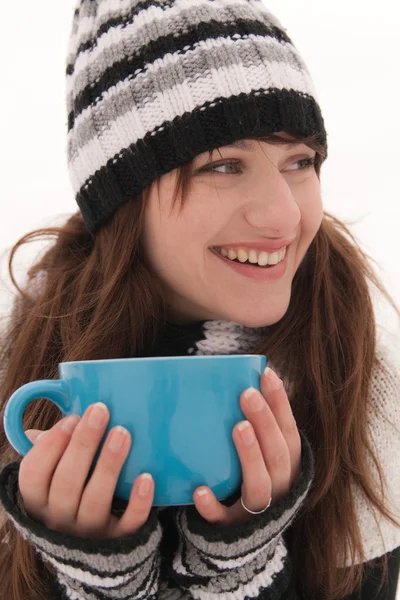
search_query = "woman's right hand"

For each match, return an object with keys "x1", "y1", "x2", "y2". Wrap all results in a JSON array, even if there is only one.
[{"x1": 20, "y1": 403, "x2": 154, "y2": 538}]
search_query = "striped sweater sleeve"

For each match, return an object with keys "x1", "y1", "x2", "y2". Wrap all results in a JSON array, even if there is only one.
[
  {"x1": 170, "y1": 430, "x2": 314, "y2": 600},
  {"x1": 0, "y1": 461, "x2": 163, "y2": 600}
]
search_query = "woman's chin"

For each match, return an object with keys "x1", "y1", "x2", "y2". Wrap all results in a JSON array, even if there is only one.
[{"x1": 212, "y1": 301, "x2": 291, "y2": 329}]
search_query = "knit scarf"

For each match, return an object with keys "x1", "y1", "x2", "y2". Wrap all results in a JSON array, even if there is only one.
[{"x1": 155, "y1": 319, "x2": 270, "y2": 357}]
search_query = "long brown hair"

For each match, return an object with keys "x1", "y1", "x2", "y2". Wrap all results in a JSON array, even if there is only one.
[{"x1": 0, "y1": 132, "x2": 399, "y2": 600}]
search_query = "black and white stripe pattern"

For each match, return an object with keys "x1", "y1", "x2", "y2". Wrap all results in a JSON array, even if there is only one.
[
  {"x1": 0, "y1": 463, "x2": 162, "y2": 599},
  {"x1": 66, "y1": 0, "x2": 327, "y2": 233},
  {"x1": 170, "y1": 429, "x2": 314, "y2": 600}
]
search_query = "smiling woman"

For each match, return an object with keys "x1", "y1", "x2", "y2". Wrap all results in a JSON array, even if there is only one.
[
  {"x1": 0, "y1": 1, "x2": 399, "y2": 600},
  {"x1": 145, "y1": 131, "x2": 325, "y2": 326}
]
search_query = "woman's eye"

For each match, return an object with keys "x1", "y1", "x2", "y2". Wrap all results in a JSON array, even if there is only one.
[
  {"x1": 200, "y1": 156, "x2": 316, "y2": 175},
  {"x1": 284, "y1": 157, "x2": 316, "y2": 172},
  {"x1": 202, "y1": 161, "x2": 241, "y2": 175}
]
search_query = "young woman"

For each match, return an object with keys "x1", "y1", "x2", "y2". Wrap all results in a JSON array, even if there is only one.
[{"x1": 0, "y1": 1, "x2": 399, "y2": 599}]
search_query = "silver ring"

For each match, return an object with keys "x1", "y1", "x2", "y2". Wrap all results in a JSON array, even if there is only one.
[{"x1": 240, "y1": 496, "x2": 272, "y2": 515}]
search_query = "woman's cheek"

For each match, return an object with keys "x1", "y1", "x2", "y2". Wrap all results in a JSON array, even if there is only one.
[{"x1": 295, "y1": 189, "x2": 323, "y2": 266}]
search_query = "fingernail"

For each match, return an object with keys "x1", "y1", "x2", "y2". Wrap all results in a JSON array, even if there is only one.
[
  {"x1": 138, "y1": 473, "x2": 153, "y2": 497},
  {"x1": 263, "y1": 367, "x2": 282, "y2": 390},
  {"x1": 36, "y1": 431, "x2": 47, "y2": 441},
  {"x1": 59, "y1": 415, "x2": 80, "y2": 435},
  {"x1": 107, "y1": 426, "x2": 128, "y2": 453},
  {"x1": 243, "y1": 387, "x2": 264, "y2": 411},
  {"x1": 87, "y1": 402, "x2": 109, "y2": 429},
  {"x1": 243, "y1": 386, "x2": 257, "y2": 400},
  {"x1": 196, "y1": 488, "x2": 211, "y2": 505},
  {"x1": 237, "y1": 421, "x2": 256, "y2": 445}
]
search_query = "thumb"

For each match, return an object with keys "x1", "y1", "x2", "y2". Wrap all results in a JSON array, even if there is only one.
[{"x1": 25, "y1": 429, "x2": 47, "y2": 443}]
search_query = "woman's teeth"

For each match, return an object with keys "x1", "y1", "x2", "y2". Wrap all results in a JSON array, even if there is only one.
[{"x1": 216, "y1": 246, "x2": 286, "y2": 267}]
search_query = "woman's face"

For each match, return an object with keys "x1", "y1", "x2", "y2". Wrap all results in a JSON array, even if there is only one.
[{"x1": 142, "y1": 133, "x2": 323, "y2": 327}]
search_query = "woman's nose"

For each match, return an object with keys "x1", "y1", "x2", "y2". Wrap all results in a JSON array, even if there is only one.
[{"x1": 243, "y1": 177, "x2": 301, "y2": 233}]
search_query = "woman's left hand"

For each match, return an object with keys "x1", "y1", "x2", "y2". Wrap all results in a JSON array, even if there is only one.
[{"x1": 193, "y1": 367, "x2": 302, "y2": 525}]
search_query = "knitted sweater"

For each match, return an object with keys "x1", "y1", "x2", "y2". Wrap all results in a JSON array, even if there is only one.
[{"x1": 0, "y1": 320, "x2": 399, "y2": 599}]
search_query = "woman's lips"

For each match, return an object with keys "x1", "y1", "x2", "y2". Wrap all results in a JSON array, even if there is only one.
[{"x1": 210, "y1": 247, "x2": 288, "y2": 282}]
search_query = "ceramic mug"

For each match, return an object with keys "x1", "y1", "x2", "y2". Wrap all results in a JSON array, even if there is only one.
[{"x1": 3, "y1": 354, "x2": 267, "y2": 506}]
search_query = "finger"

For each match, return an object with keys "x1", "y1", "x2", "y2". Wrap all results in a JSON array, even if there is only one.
[
  {"x1": 113, "y1": 472, "x2": 155, "y2": 538},
  {"x1": 233, "y1": 420, "x2": 272, "y2": 512},
  {"x1": 19, "y1": 415, "x2": 80, "y2": 515},
  {"x1": 240, "y1": 384, "x2": 291, "y2": 503},
  {"x1": 77, "y1": 426, "x2": 131, "y2": 533},
  {"x1": 25, "y1": 429, "x2": 45, "y2": 443},
  {"x1": 193, "y1": 486, "x2": 231, "y2": 525},
  {"x1": 192, "y1": 420, "x2": 271, "y2": 525},
  {"x1": 260, "y1": 368, "x2": 302, "y2": 483},
  {"x1": 48, "y1": 403, "x2": 110, "y2": 525}
]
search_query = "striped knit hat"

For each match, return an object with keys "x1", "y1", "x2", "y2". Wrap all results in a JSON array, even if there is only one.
[{"x1": 67, "y1": 0, "x2": 327, "y2": 234}]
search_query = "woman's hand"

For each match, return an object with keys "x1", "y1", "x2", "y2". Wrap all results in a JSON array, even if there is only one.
[
  {"x1": 193, "y1": 367, "x2": 302, "y2": 525},
  {"x1": 21, "y1": 403, "x2": 154, "y2": 538}
]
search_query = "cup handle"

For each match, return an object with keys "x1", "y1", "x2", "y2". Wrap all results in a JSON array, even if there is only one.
[{"x1": 3, "y1": 379, "x2": 71, "y2": 456}]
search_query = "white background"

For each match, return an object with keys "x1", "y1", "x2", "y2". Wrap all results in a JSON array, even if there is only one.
[{"x1": 0, "y1": 0, "x2": 399, "y2": 593}]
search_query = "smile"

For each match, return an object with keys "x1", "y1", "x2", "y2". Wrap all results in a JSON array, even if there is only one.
[{"x1": 210, "y1": 247, "x2": 289, "y2": 282}]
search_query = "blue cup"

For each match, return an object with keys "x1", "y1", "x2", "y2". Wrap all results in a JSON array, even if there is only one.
[{"x1": 3, "y1": 354, "x2": 267, "y2": 506}]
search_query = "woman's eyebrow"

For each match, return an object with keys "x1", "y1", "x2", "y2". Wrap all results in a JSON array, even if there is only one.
[{"x1": 220, "y1": 139, "x2": 307, "y2": 152}]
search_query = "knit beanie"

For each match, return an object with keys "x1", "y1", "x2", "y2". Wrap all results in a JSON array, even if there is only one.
[{"x1": 66, "y1": 0, "x2": 327, "y2": 234}]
